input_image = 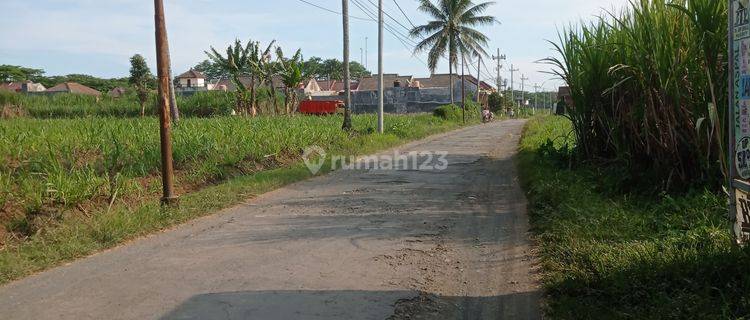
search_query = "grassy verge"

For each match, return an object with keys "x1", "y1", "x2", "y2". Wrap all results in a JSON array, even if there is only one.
[
  {"x1": 519, "y1": 116, "x2": 750, "y2": 319},
  {"x1": 0, "y1": 111, "x2": 478, "y2": 284}
]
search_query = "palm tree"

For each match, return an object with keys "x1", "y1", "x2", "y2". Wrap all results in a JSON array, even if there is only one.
[
  {"x1": 410, "y1": 0, "x2": 496, "y2": 105},
  {"x1": 206, "y1": 39, "x2": 256, "y2": 116}
]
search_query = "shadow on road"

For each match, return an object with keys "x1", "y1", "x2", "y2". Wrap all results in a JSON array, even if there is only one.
[{"x1": 160, "y1": 289, "x2": 541, "y2": 320}]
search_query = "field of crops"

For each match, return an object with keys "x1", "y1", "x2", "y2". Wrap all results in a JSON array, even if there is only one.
[
  {"x1": 547, "y1": 0, "x2": 727, "y2": 190},
  {"x1": 0, "y1": 108, "x2": 476, "y2": 283},
  {"x1": 0, "y1": 89, "x2": 283, "y2": 118}
]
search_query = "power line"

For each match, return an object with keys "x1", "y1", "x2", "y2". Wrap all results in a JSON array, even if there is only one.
[
  {"x1": 295, "y1": 0, "x2": 372, "y2": 21},
  {"x1": 392, "y1": 0, "x2": 417, "y2": 28},
  {"x1": 351, "y1": 0, "x2": 430, "y2": 67}
]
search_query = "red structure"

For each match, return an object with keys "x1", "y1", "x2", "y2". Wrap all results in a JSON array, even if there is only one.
[{"x1": 299, "y1": 100, "x2": 344, "y2": 115}]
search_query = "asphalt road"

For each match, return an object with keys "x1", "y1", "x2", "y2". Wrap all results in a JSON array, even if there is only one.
[{"x1": 0, "y1": 119, "x2": 540, "y2": 319}]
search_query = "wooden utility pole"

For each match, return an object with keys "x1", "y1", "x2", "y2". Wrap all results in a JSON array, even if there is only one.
[
  {"x1": 342, "y1": 0, "x2": 353, "y2": 130},
  {"x1": 154, "y1": 0, "x2": 177, "y2": 205}
]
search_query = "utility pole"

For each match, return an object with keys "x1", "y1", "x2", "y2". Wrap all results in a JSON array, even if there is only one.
[
  {"x1": 509, "y1": 64, "x2": 519, "y2": 108},
  {"x1": 476, "y1": 55, "x2": 481, "y2": 104},
  {"x1": 365, "y1": 37, "x2": 369, "y2": 70},
  {"x1": 533, "y1": 83, "x2": 541, "y2": 111},
  {"x1": 377, "y1": 0, "x2": 384, "y2": 133},
  {"x1": 521, "y1": 74, "x2": 529, "y2": 108},
  {"x1": 154, "y1": 0, "x2": 177, "y2": 205},
  {"x1": 360, "y1": 47, "x2": 363, "y2": 65},
  {"x1": 342, "y1": 0, "x2": 353, "y2": 130},
  {"x1": 491, "y1": 49, "x2": 505, "y2": 95},
  {"x1": 461, "y1": 54, "x2": 466, "y2": 123}
]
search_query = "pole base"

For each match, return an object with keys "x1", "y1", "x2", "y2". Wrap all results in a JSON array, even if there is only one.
[{"x1": 160, "y1": 196, "x2": 180, "y2": 206}]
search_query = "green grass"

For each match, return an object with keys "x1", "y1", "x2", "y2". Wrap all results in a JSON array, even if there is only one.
[
  {"x1": 519, "y1": 116, "x2": 750, "y2": 319},
  {"x1": 0, "y1": 111, "x2": 478, "y2": 284}
]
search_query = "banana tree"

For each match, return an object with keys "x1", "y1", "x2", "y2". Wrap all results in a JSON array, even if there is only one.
[
  {"x1": 205, "y1": 39, "x2": 256, "y2": 116},
  {"x1": 253, "y1": 41, "x2": 279, "y2": 115},
  {"x1": 277, "y1": 48, "x2": 306, "y2": 114}
]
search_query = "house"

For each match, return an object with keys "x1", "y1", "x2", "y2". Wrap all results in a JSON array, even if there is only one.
[
  {"x1": 558, "y1": 86, "x2": 572, "y2": 105},
  {"x1": 0, "y1": 82, "x2": 22, "y2": 92},
  {"x1": 357, "y1": 74, "x2": 413, "y2": 91},
  {"x1": 0, "y1": 81, "x2": 46, "y2": 93},
  {"x1": 313, "y1": 79, "x2": 359, "y2": 95},
  {"x1": 175, "y1": 69, "x2": 210, "y2": 92},
  {"x1": 46, "y1": 82, "x2": 101, "y2": 96},
  {"x1": 109, "y1": 87, "x2": 127, "y2": 98},
  {"x1": 301, "y1": 78, "x2": 322, "y2": 95}
]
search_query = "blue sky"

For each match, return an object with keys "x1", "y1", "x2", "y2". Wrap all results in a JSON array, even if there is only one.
[{"x1": 1, "y1": 0, "x2": 627, "y2": 91}]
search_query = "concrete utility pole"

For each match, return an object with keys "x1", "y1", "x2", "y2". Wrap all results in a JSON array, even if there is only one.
[
  {"x1": 342, "y1": 0, "x2": 353, "y2": 130},
  {"x1": 476, "y1": 55, "x2": 481, "y2": 104},
  {"x1": 533, "y1": 83, "x2": 541, "y2": 111},
  {"x1": 377, "y1": 0, "x2": 384, "y2": 133},
  {"x1": 365, "y1": 37, "x2": 369, "y2": 70},
  {"x1": 154, "y1": 0, "x2": 177, "y2": 205},
  {"x1": 509, "y1": 64, "x2": 519, "y2": 107},
  {"x1": 520, "y1": 74, "x2": 529, "y2": 107},
  {"x1": 461, "y1": 54, "x2": 466, "y2": 123},
  {"x1": 491, "y1": 49, "x2": 505, "y2": 95}
]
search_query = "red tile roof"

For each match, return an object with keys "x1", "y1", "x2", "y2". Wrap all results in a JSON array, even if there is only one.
[
  {"x1": 316, "y1": 80, "x2": 359, "y2": 92},
  {"x1": 46, "y1": 82, "x2": 101, "y2": 96}
]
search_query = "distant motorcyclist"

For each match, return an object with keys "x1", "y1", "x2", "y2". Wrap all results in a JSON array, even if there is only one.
[{"x1": 482, "y1": 106, "x2": 494, "y2": 123}]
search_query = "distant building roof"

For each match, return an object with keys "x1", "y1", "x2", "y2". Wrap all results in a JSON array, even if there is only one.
[
  {"x1": 357, "y1": 74, "x2": 413, "y2": 91},
  {"x1": 413, "y1": 74, "x2": 456, "y2": 89},
  {"x1": 109, "y1": 87, "x2": 127, "y2": 97},
  {"x1": 176, "y1": 69, "x2": 205, "y2": 79},
  {"x1": 0, "y1": 82, "x2": 23, "y2": 92},
  {"x1": 316, "y1": 79, "x2": 359, "y2": 92},
  {"x1": 558, "y1": 86, "x2": 571, "y2": 96},
  {"x1": 46, "y1": 82, "x2": 101, "y2": 96}
]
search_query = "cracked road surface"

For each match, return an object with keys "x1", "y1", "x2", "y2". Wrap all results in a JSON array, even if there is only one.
[{"x1": 0, "y1": 119, "x2": 540, "y2": 319}]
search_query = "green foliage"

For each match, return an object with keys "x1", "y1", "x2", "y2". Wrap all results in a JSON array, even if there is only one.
[
  {"x1": 0, "y1": 90, "x2": 237, "y2": 118},
  {"x1": 192, "y1": 59, "x2": 229, "y2": 81},
  {"x1": 128, "y1": 54, "x2": 153, "y2": 116},
  {"x1": 432, "y1": 103, "x2": 481, "y2": 122},
  {"x1": 276, "y1": 48, "x2": 306, "y2": 114},
  {"x1": 411, "y1": 0, "x2": 496, "y2": 73},
  {"x1": 544, "y1": 0, "x2": 728, "y2": 191},
  {"x1": 39, "y1": 74, "x2": 130, "y2": 93},
  {"x1": 520, "y1": 116, "x2": 750, "y2": 319},
  {"x1": 303, "y1": 57, "x2": 371, "y2": 80},
  {"x1": 0, "y1": 65, "x2": 45, "y2": 82},
  {"x1": 488, "y1": 92, "x2": 502, "y2": 113}
]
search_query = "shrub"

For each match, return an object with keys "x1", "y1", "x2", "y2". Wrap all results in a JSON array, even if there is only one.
[{"x1": 544, "y1": 0, "x2": 727, "y2": 191}]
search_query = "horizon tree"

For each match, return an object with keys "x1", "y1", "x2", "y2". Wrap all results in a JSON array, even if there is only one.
[
  {"x1": 128, "y1": 54, "x2": 153, "y2": 117},
  {"x1": 410, "y1": 0, "x2": 496, "y2": 105}
]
